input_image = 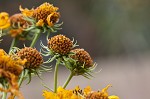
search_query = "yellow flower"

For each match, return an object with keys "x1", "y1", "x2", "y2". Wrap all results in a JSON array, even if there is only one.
[
  {"x1": 43, "y1": 90, "x2": 57, "y2": 99},
  {"x1": 43, "y1": 87, "x2": 83, "y2": 99},
  {"x1": 84, "y1": 86, "x2": 92, "y2": 95},
  {"x1": 47, "y1": 12, "x2": 60, "y2": 26},
  {"x1": 43, "y1": 85, "x2": 118, "y2": 99},
  {"x1": 33, "y1": 2, "x2": 60, "y2": 26},
  {"x1": 0, "y1": 12, "x2": 10, "y2": 29},
  {"x1": 19, "y1": 5, "x2": 34, "y2": 17},
  {"x1": 20, "y1": 2, "x2": 60, "y2": 27},
  {"x1": 0, "y1": 49, "x2": 26, "y2": 76},
  {"x1": 109, "y1": 95, "x2": 120, "y2": 99}
]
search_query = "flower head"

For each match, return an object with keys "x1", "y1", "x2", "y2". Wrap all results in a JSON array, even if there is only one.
[
  {"x1": 10, "y1": 13, "x2": 30, "y2": 29},
  {"x1": 86, "y1": 85, "x2": 113, "y2": 99},
  {"x1": 43, "y1": 86, "x2": 81, "y2": 99},
  {"x1": 0, "y1": 12, "x2": 10, "y2": 29},
  {"x1": 9, "y1": 13, "x2": 31, "y2": 39},
  {"x1": 17, "y1": 47, "x2": 43, "y2": 69},
  {"x1": 43, "y1": 85, "x2": 119, "y2": 99},
  {"x1": 0, "y1": 49, "x2": 26, "y2": 76},
  {"x1": 48, "y1": 34, "x2": 73, "y2": 55},
  {"x1": 84, "y1": 86, "x2": 92, "y2": 96},
  {"x1": 32, "y1": 2, "x2": 60, "y2": 26},
  {"x1": 70, "y1": 48, "x2": 93, "y2": 68}
]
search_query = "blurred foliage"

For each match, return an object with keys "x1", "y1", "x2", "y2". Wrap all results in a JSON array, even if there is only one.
[{"x1": 89, "y1": 0, "x2": 150, "y2": 56}]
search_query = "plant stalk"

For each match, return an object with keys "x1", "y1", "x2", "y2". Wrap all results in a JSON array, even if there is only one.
[
  {"x1": 63, "y1": 71, "x2": 74, "y2": 89},
  {"x1": 2, "y1": 85, "x2": 7, "y2": 99},
  {"x1": 2, "y1": 92, "x2": 7, "y2": 99},
  {"x1": 18, "y1": 70, "x2": 28, "y2": 87},
  {"x1": 54, "y1": 58, "x2": 60, "y2": 93},
  {"x1": 30, "y1": 33, "x2": 41, "y2": 47},
  {"x1": 9, "y1": 38, "x2": 18, "y2": 54}
]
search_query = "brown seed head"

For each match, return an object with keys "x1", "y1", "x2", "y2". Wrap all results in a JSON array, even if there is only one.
[
  {"x1": 17, "y1": 47, "x2": 43, "y2": 69},
  {"x1": 70, "y1": 48, "x2": 93, "y2": 68},
  {"x1": 48, "y1": 34, "x2": 73, "y2": 55}
]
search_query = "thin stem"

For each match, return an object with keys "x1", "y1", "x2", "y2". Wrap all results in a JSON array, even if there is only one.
[
  {"x1": 2, "y1": 84, "x2": 7, "y2": 99},
  {"x1": 63, "y1": 71, "x2": 74, "y2": 89},
  {"x1": 30, "y1": 29, "x2": 41, "y2": 47},
  {"x1": 54, "y1": 58, "x2": 60, "y2": 93},
  {"x1": 11, "y1": 70, "x2": 28, "y2": 99},
  {"x1": 9, "y1": 38, "x2": 18, "y2": 54},
  {"x1": 18, "y1": 70, "x2": 27, "y2": 87},
  {"x1": 2, "y1": 92, "x2": 7, "y2": 99}
]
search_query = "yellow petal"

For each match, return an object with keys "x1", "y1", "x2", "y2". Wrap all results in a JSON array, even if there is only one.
[
  {"x1": 108, "y1": 95, "x2": 120, "y2": 99},
  {"x1": 36, "y1": 19, "x2": 44, "y2": 27}
]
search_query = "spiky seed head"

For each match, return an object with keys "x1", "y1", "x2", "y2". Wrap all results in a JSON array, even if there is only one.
[
  {"x1": 48, "y1": 34, "x2": 73, "y2": 55},
  {"x1": 17, "y1": 47, "x2": 43, "y2": 69},
  {"x1": 70, "y1": 48, "x2": 93, "y2": 68}
]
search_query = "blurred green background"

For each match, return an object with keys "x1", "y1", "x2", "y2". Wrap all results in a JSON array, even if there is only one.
[{"x1": 0, "y1": 0, "x2": 150, "y2": 99}]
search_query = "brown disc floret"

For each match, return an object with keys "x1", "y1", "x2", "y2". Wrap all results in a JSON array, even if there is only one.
[
  {"x1": 17, "y1": 47, "x2": 43, "y2": 69},
  {"x1": 48, "y1": 34, "x2": 73, "y2": 55},
  {"x1": 70, "y1": 48, "x2": 93, "y2": 68}
]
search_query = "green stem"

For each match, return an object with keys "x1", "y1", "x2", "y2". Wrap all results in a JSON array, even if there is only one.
[
  {"x1": 18, "y1": 70, "x2": 28, "y2": 87},
  {"x1": 30, "y1": 31, "x2": 41, "y2": 47},
  {"x1": 54, "y1": 58, "x2": 60, "y2": 93},
  {"x1": 63, "y1": 71, "x2": 74, "y2": 89},
  {"x1": 2, "y1": 92, "x2": 7, "y2": 99},
  {"x1": 9, "y1": 38, "x2": 18, "y2": 54}
]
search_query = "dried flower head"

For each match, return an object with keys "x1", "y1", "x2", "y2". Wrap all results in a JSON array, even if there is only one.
[
  {"x1": 9, "y1": 13, "x2": 31, "y2": 39},
  {"x1": 33, "y1": 2, "x2": 60, "y2": 26},
  {"x1": 86, "y1": 85, "x2": 112, "y2": 99},
  {"x1": 17, "y1": 47, "x2": 43, "y2": 69},
  {"x1": 0, "y1": 12, "x2": 10, "y2": 29},
  {"x1": 70, "y1": 48, "x2": 93, "y2": 68},
  {"x1": 48, "y1": 34, "x2": 73, "y2": 55},
  {"x1": 10, "y1": 13, "x2": 30, "y2": 29},
  {"x1": 0, "y1": 49, "x2": 26, "y2": 76},
  {"x1": 86, "y1": 92, "x2": 103, "y2": 99},
  {"x1": 0, "y1": 69, "x2": 24, "y2": 99}
]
